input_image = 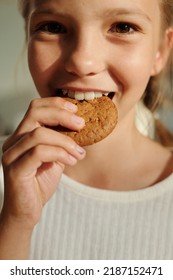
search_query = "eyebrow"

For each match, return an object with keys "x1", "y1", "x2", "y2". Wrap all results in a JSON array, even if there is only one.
[
  {"x1": 30, "y1": 6, "x2": 152, "y2": 23},
  {"x1": 104, "y1": 8, "x2": 152, "y2": 23},
  {"x1": 30, "y1": 8, "x2": 67, "y2": 19}
]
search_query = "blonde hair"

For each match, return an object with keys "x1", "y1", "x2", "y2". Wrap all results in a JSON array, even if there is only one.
[
  {"x1": 143, "y1": 0, "x2": 173, "y2": 109},
  {"x1": 18, "y1": 0, "x2": 30, "y2": 20},
  {"x1": 143, "y1": 0, "x2": 173, "y2": 147},
  {"x1": 18, "y1": 0, "x2": 173, "y2": 147}
]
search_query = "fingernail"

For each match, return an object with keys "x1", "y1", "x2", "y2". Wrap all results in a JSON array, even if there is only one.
[
  {"x1": 64, "y1": 101, "x2": 77, "y2": 112},
  {"x1": 76, "y1": 145, "x2": 86, "y2": 155},
  {"x1": 72, "y1": 115, "x2": 85, "y2": 125}
]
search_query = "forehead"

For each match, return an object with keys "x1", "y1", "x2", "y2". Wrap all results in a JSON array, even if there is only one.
[
  {"x1": 31, "y1": 0, "x2": 161, "y2": 18},
  {"x1": 32, "y1": 0, "x2": 160, "y2": 10}
]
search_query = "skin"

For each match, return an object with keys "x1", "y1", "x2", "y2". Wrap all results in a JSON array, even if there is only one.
[{"x1": 0, "y1": 0, "x2": 173, "y2": 259}]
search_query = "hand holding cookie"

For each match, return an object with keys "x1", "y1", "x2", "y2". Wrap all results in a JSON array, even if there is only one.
[{"x1": 1, "y1": 97, "x2": 86, "y2": 229}]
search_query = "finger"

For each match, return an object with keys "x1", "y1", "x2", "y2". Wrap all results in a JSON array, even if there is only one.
[
  {"x1": 19, "y1": 103, "x2": 84, "y2": 132},
  {"x1": 2, "y1": 133, "x2": 26, "y2": 154},
  {"x1": 27, "y1": 97, "x2": 78, "y2": 112},
  {"x1": 3, "y1": 96, "x2": 78, "y2": 152},
  {"x1": 2, "y1": 127, "x2": 86, "y2": 166},
  {"x1": 3, "y1": 107, "x2": 85, "y2": 153},
  {"x1": 6, "y1": 145, "x2": 80, "y2": 178}
]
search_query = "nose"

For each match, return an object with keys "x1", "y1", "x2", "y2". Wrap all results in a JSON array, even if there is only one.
[{"x1": 64, "y1": 33, "x2": 106, "y2": 77}]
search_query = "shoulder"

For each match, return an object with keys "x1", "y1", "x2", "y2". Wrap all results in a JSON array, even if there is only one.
[
  {"x1": 142, "y1": 139, "x2": 173, "y2": 185},
  {"x1": 134, "y1": 133, "x2": 173, "y2": 188},
  {"x1": 159, "y1": 152, "x2": 173, "y2": 182},
  {"x1": 153, "y1": 143, "x2": 173, "y2": 180}
]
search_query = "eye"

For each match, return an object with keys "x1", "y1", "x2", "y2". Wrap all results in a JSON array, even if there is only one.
[
  {"x1": 35, "y1": 22, "x2": 67, "y2": 34},
  {"x1": 109, "y1": 22, "x2": 137, "y2": 34}
]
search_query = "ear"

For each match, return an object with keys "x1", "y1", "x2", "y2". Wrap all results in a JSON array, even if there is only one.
[{"x1": 151, "y1": 28, "x2": 173, "y2": 76}]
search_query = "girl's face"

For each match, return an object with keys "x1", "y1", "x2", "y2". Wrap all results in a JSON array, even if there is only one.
[{"x1": 27, "y1": 0, "x2": 166, "y2": 121}]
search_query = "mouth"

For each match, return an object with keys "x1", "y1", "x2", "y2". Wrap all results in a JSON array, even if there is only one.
[{"x1": 56, "y1": 89, "x2": 115, "y2": 101}]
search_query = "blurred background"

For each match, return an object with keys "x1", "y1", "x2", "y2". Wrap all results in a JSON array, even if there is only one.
[
  {"x1": 0, "y1": 0, "x2": 173, "y2": 154},
  {"x1": 0, "y1": 0, "x2": 37, "y2": 140}
]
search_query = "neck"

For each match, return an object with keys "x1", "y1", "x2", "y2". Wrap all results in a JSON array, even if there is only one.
[{"x1": 64, "y1": 108, "x2": 173, "y2": 190}]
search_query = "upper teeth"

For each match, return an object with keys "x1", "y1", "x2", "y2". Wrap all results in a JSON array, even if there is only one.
[{"x1": 62, "y1": 89, "x2": 109, "y2": 101}]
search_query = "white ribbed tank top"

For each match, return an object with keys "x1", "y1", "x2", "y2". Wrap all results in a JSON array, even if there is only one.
[{"x1": 29, "y1": 173, "x2": 173, "y2": 260}]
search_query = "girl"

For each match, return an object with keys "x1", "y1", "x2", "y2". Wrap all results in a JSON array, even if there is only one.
[{"x1": 0, "y1": 0, "x2": 173, "y2": 260}]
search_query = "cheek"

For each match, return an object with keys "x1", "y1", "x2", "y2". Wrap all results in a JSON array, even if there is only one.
[
  {"x1": 111, "y1": 46, "x2": 155, "y2": 119},
  {"x1": 114, "y1": 45, "x2": 155, "y2": 92},
  {"x1": 28, "y1": 42, "x2": 62, "y2": 94},
  {"x1": 28, "y1": 42, "x2": 58, "y2": 74}
]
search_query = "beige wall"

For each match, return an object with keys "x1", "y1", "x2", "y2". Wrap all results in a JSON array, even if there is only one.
[{"x1": 0, "y1": 0, "x2": 37, "y2": 135}]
